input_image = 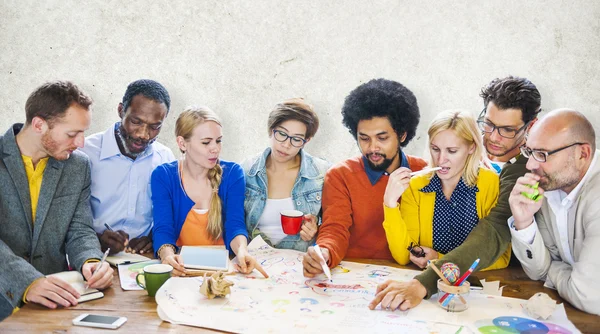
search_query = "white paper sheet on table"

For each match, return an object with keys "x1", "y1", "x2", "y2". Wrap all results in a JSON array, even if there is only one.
[
  {"x1": 155, "y1": 236, "x2": 580, "y2": 333},
  {"x1": 117, "y1": 259, "x2": 160, "y2": 290}
]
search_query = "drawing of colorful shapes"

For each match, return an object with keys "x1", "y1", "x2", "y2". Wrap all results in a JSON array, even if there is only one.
[
  {"x1": 329, "y1": 302, "x2": 344, "y2": 307},
  {"x1": 300, "y1": 308, "x2": 312, "y2": 312},
  {"x1": 493, "y1": 317, "x2": 548, "y2": 333},
  {"x1": 299, "y1": 298, "x2": 319, "y2": 305},
  {"x1": 272, "y1": 299, "x2": 291, "y2": 306},
  {"x1": 321, "y1": 310, "x2": 334, "y2": 315},
  {"x1": 128, "y1": 261, "x2": 158, "y2": 273},
  {"x1": 332, "y1": 265, "x2": 350, "y2": 274},
  {"x1": 543, "y1": 323, "x2": 572, "y2": 334},
  {"x1": 476, "y1": 316, "x2": 572, "y2": 334},
  {"x1": 368, "y1": 269, "x2": 391, "y2": 278},
  {"x1": 260, "y1": 257, "x2": 284, "y2": 267}
]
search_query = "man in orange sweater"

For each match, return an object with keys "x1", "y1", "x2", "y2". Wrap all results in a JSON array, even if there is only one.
[{"x1": 303, "y1": 78, "x2": 427, "y2": 277}]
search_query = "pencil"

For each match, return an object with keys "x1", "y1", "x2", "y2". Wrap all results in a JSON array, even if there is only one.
[
  {"x1": 186, "y1": 269, "x2": 236, "y2": 277},
  {"x1": 86, "y1": 248, "x2": 110, "y2": 288},
  {"x1": 410, "y1": 167, "x2": 442, "y2": 177},
  {"x1": 428, "y1": 260, "x2": 451, "y2": 285}
]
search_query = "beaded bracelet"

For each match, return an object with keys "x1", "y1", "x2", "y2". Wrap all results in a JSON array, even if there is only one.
[{"x1": 157, "y1": 244, "x2": 176, "y2": 260}]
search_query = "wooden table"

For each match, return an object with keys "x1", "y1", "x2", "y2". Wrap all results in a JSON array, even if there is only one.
[{"x1": 1, "y1": 260, "x2": 597, "y2": 333}]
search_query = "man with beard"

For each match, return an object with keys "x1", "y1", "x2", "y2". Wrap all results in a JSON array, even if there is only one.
[
  {"x1": 509, "y1": 109, "x2": 600, "y2": 315},
  {"x1": 369, "y1": 76, "x2": 541, "y2": 311},
  {"x1": 0, "y1": 81, "x2": 113, "y2": 320},
  {"x1": 80, "y1": 79, "x2": 175, "y2": 255},
  {"x1": 302, "y1": 78, "x2": 427, "y2": 276}
]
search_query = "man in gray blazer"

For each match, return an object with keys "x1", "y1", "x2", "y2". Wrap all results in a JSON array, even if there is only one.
[
  {"x1": 509, "y1": 109, "x2": 600, "y2": 315},
  {"x1": 0, "y1": 81, "x2": 114, "y2": 320}
]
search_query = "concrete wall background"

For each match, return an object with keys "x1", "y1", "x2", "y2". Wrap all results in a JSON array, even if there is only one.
[{"x1": 1, "y1": 1, "x2": 599, "y2": 164}]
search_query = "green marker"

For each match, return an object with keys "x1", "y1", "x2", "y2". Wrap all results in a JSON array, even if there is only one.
[{"x1": 522, "y1": 182, "x2": 542, "y2": 201}]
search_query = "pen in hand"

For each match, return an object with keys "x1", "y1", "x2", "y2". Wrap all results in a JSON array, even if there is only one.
[
  {"x1": 313, "y1": 244, "x2": 332, "y2": 281},
  {"x1": 86, "y1": 248, "x2": 110, "y2": 289},
  {"x1": 104, "y1": 223, "x2": 129, "y2": 251}
]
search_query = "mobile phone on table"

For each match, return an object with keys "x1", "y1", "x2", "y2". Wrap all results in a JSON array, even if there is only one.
[{"x1": 72, "y1": 314, "x2": 127, "y2": 329}]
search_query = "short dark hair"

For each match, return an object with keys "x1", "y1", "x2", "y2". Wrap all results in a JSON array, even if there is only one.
[
  {"x1": 121, "y1": 79, "x2": 171, "y2": 114},
  {"x1": 25, "y1": 81, "x2": 93, "y2": 125},
  {"x1": 267, "y1": 98, "x2": 319, "y2": 139},
  {"x1": 342, "y1": 78, "x2": 420, "y2": 147},
  {"x1": 480, "y1": 76, "x2": 541, "y2": 124}
]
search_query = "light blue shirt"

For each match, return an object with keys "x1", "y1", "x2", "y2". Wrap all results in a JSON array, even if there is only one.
[{"x1": 80, "y1": 123, "x2": 176, "y2": 239}]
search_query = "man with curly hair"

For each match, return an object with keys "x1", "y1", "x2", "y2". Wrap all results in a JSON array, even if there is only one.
[
  {"x1": 369, "y1": 76, "x2": 542, "y2": 312},
  {"x1": 302, "y1": 78, "x2": 428, "y2": 277}
]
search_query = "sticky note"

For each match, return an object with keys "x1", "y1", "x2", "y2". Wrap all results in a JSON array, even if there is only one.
[{"x1": 522, "y1": 182, "x2": 542, "y2": 201}]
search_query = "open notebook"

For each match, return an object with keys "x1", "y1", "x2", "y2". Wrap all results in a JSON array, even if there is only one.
[
  {"x1": 47, "y1": 271, "x2": 104, "y2": 303},
  {"x1": 106, "y1": 251, "x2": 151, "y2": 266}
]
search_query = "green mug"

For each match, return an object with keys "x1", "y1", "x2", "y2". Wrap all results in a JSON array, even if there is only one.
[
  {"x1": 136, "y1": 264, "x2": 173, "y2": 297},
  {"x1": 522, "y1": 182, "x2": 543, "y2": 202}
]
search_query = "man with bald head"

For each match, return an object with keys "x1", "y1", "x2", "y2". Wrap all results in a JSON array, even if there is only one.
[{"x1": 509, "y1": 109, "x2": 600, "y2": 315}]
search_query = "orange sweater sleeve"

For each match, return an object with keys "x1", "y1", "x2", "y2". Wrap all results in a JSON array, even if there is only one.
[{"x1": 316, "y1": 165, "x2": 352, "y2": 267}]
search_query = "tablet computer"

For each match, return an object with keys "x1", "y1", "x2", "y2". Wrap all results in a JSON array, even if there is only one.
[{"x1": 180, "y1": 246, "x2": 230, "y2": 271}]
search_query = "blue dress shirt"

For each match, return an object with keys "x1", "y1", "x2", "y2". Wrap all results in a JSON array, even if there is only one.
[
  {"x1": 363, "y1": 151, "x2": 410, "y2": 186},
  {"x1": 79, "y1": 123, "x2": 175, "y2": 239}
]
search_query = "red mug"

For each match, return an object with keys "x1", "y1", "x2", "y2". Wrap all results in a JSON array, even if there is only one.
[{"x1": 280, "y1": 210, "x2": 303, "y2": 235}]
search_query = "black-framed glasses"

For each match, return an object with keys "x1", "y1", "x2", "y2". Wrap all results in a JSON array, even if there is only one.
[
  {"x1": 407, "y1": 242, "x2": 426, "y2": 258},
  {"x1": 272, "y1": 129, "x2": 307, "y2": 148},
  {"x1": 477, "y1": 108, "x2": 529, "y2": 139},
  {"x1": 520, "y1": 142, "x2": 586, "y2": 163}
]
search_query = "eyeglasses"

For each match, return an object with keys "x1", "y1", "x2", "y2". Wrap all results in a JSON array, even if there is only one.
[
  {"x1": 477, "y1": 108, "x2": 529, "y2": 139},
  {"x1": 520, "y1": 142, "x2": 586, "y2": 163},
  {"x1": 407, "y1": 242, "x2": 426, "y2": 258},
  {"x1": 272, "y1": 129, "x2": 307, "y2": 148}
]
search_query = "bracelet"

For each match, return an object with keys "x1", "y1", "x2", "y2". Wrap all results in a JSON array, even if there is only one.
[{"x1": 157, "y1": 244, "x2": 176, "y2": 260}]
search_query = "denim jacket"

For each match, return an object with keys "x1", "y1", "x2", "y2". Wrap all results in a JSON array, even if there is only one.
[{"x1": 242, "y1": 148, "x2": 331, "y2": 251}]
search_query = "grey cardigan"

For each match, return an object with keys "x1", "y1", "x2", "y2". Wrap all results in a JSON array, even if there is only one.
[
  {"x1": 511, "y1": 150, "x2": 600, "y2": 315},
  {"x1": 0, "y1": 124, "x2": 103, "y2": 320}
]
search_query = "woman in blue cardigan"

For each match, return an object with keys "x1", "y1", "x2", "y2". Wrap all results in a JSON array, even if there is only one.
[{"x1": 152, "y1": 106, "x2": 262, "y2": 277}]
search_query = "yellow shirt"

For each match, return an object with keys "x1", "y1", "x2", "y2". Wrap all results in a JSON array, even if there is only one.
[
  {"x1": 16, "y1": 156, "x2": 98, "y2": 310},
  {"x1": 21, "y1": 155, "x2": 48, "y2": 223},
  {"x1": 383, "y1": 167, "x2": 511, "y2": 271}
]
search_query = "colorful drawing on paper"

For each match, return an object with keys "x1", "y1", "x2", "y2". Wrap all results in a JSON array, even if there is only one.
[
  {"x1": 475, "y1": 316, "x2": 573, "y2": 334},
  {"x1": 155, "y1": 236, "x2": 579, "y2": 334},
  {"x1": 117, "y1": 259, "x2": 160, "y2": 290}
]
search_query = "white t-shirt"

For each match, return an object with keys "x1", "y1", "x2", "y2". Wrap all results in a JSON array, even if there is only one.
[{"x1": 257, "y1": 197, "x2": 295, "y2": 245}]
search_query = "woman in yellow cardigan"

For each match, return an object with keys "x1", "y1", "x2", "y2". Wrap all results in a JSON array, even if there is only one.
[{"x1": 382, "y1": 110, "x2": 510, "y2": 270}]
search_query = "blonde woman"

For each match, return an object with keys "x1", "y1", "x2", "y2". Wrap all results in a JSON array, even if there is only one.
[
  {"x1": 382, "y1": 110, "x2": 511, "y2": 270},
  {"x1": 152, "y1": 106, "x2": 264, "y2": 277}
]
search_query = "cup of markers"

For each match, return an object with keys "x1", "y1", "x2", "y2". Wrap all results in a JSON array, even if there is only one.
[
  {"x1": 430, "y1": 259, "x2": 480, "y2": 312},
  {"x1": 437, "y1": 279, "x2": 470, "y2": 312}
]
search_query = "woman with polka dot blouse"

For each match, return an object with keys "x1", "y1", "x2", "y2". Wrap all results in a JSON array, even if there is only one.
[{"x1": 382, "y1": 110, "x2": 511, "y2": 270}]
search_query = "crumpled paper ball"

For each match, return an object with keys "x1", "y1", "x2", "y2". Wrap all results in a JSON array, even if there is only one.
[
  {"x1": 199, "y1": 272, "x2": 234, "y2": 299},
  {"x1": 525, "y1": 292, "x2": 557, "y2": 320}
]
